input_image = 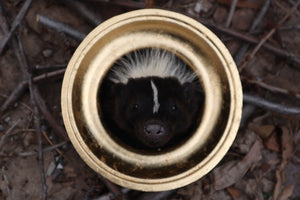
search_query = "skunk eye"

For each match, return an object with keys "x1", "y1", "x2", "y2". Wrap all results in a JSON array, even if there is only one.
[
  {"x1": 132, "y1": 104, "x2": 139, "y2": 110},
  {"x1": 171, "y1": 105, "x2": 177, "y2": 111}
]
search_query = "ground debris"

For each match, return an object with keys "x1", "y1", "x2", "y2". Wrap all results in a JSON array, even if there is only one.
[{"x1": 0, "y1": 0, "x2": 300, "y2": 199}]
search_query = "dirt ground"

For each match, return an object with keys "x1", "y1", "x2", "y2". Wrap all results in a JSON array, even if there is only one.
[{"x1": 0, "y1": 0, "x2": 300, "y2": 200}]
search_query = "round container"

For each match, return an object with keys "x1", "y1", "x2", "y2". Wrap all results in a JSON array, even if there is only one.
[{"x1": 61, "y1": 9, "x2": 242, "y2": 191}]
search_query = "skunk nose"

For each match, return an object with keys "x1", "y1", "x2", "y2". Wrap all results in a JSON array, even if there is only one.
[{"x1": 144, "y1": 123, "x2": 165, "y2": 137}]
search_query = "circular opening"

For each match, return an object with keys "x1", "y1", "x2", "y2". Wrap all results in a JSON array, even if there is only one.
[{"x1": 98, "y1": 48, "x2": 205, "y2": 153}]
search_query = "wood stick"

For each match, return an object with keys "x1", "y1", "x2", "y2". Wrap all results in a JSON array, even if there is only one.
[
  {"x1": 33, "y1": 88, "x2": 69, "y2": 140},
  {"x1": 238, "y1": 0, "x2": 300, "y2": 72},
  {"x1": 63, "y1": 0, "x2": 102, "y2": 26},
  {"x1": 245, "y1": 78, "x2": 300, "y2": 99},
  {"x1": 234, "y1": 0, "x2": 271, "y2": 64},
  {"x1": 2, "y1": 166, "x2": 13, "y2": 200},
  {"x1": 0, "y1": 120, "x2": 21, "y2": 151},
  {"x1": 16, "y1": 141, "x2": 67, "y2": 157},
  {"x1": 226, "y1": 0, "x2": 238, "y2": 27},
  {"x1": 190, "y1": 17, "x2": 300, "y2": 67},
  {"x1": 137, "y1": 190, "x2": 175, "y2": 200},
  {"x1": 37, "y1": 14, "x2": 87, "y2": 41},
  {"x1": 15, "y1": 36, "x2": 48, "y2": 200},
  {"x1": 0, "y1": 0, "x2": 32, "y2": 56},
  {"x1": 98, "y1": 175, "x2": 128, "y2": 200},
  {"x1": 85, "y1": 0, "x2": 145, "y2": 9},
  {"x1": 243, "y1": 93, "x2": 300, "y2": 115},
  {"x1": 0, "y1": 69, "x2": 66, "y2": 116}
]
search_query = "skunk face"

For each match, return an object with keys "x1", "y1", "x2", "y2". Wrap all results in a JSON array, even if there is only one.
[{"x1": 100, "y1": 49, "x2": 204, "y2": 149}]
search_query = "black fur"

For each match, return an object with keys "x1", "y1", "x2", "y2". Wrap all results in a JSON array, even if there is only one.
[{"x1": 100, "y1": 76, "x2": 204, "y2": 150}]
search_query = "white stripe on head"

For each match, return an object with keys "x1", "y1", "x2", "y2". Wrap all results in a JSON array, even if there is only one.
[{"x1": 150, "y1": 80, "x2": 160, "y2": 114}]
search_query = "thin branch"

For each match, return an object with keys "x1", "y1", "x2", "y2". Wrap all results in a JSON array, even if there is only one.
[
  {"x1": 0, "y1": 0, "x2": 32, "y2": 56},
  {"x1": 85, "y1": 0, "x2": 145, "y2": 9},
  {"x1": 239, "y1": 0, "x2": 300, "y2": 72},
  {"x1": 0, "y1": 83, "x2": 27, "y2": 116},
  {"x1": 2, "y1": 166, "x2": 13, "y2": 200},
  {"x1": 63, "y1": 0, "x2": 102, "y2": 26},
  {"x1": 243, "y1": 93, "x2": 300, "y2": 116},
  {"x1": 245, "y1": 78, "x2": 300, "y2": 99},
  {"x1": 137, "y1": 190, "x2": 175, "y2": 200},
  {"x1": 0, "y1": 69, "x2": 65, "y2": 115},
  {"x1": 15, "y1": 36, "x2": 48, "y2": 200},
  {"x1": 0, "y1": 120, "x2": 21, "y2": 151},
  {"x1": 235, "y1": 0, "x2": 271, "y2": 64},
  {"x1": 35, "y1": 64, "x2": 66, "y2": 70},
  {"x1": 33, "y1": 88, "x2": 69, "y2": 140},
  {"x1": 226, "y1": 0, "x2": 238, "y2": 27},
  {"x1": 191, "y1": 17, "x2": 300, "y2": 67},
  {"x1": 92, "y1": 188, "x2": 130, "y2": 200},
  {"x1": 98, "y1": 175, "x2": 128, "y2": 200},
  {"x1": 37, "y1": 14, "x2": 87, "y2": 41},
  {"x1": 17, "y1": 141, "x2": 67, "y2": 157}
]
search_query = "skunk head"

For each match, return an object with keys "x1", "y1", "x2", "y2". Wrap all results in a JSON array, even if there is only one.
[{"x1": 100, "y1": 49, "x2": 204, "y2": 149}]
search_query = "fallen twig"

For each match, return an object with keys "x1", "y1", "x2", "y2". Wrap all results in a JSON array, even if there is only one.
[
  {"x1": 63, "y1": 0, "x2": 102, "y2": 26},
  {"x1": 0, "y1": 69, "x2": 65, "y2": 115},
  {"x1": 15, "y1": 36, "x2": 48, "y2": 200},
  {"x1": 0, "y1": 120, "x2": 21, "y2": 151},
  {"x1": 243, "y1": 93, "x2": 300, "y2": 115},
  {"x1": 238, "y1": 0, "x2": 300, "y2": 72},
  {"x1": 244, "y1": 78, "x2": 300, "y2": 99},
  {"x1": 12, "y1": 141, "x2": 67, "y2": 157},
  {"x1": 98, "y1": 175, "x2": 128, "y2": 200},
  {"x1": 0, "y1": 0, "x2": 32, "y2": 56},
  {"x1": 234, "y1": 0, "x2": 271, "y2": 64},
  {"x1": 86, "y1": 0, "x2": 145, "y2": 9},
  {"x1": 42, "y1": 130, "x2": 63, "y2": 155},
  {"x1": 92, "y1": 188, "x2": 130, "y2": 200},
  {"x1": 0, "y1": 83, "x2": 26, "y2": 116},
  {"x1": 191, "y1": 17, "x2": 300, "y2": 67},
  {"x1": 137, "y1": 190, "x2": 175, "y2": 200},
  {"x1": 35, "y1": 64, "x2": 66, "y2": 70},
  {"x1": 225, "y1": 0, "x2": 238, "y2": 27},
  {"x1": 33, "y1": 88, "x2": 69, "y2": 140},
  {"x1": 37, "y1": 14, "x2": 87, "y2": 41},
  {"x1": 2, "y1": 166, "x2": 13, "y2": 200}
]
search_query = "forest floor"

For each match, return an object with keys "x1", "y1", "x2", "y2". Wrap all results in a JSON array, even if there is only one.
[{"x1": 0, "y1": 0, "x2": 299, "y2": 200}]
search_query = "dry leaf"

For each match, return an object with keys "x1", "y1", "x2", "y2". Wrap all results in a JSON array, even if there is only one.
[
  {"x1": 227, "y1": 187, "x2": 241, "y2": 199},
  {"x1": 213, "y1": 140, "x2": 262, "y2": 190},
  {"x1": 264, "y1": 132, "x2": 280, "y2": 152},
  {"x1": 278, "y1": 184, "x2": 295, "y2": 200},
  {"x1": 273, "y1": 127, "x2": 294, "y2": 200},
  {"x1": 255, "y1": 125, "x2": 275, "y2": 139},
  {"x1": 233, "y1": 131, "x2": 257, "y2": 154}
]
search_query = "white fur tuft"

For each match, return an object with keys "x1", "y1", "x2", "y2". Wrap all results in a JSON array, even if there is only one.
[{"x1": 109, "y1": 49, "x2": 197, "y2": 84}]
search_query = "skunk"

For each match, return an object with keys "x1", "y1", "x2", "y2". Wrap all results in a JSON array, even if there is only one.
[{"x1": 100, "y1": 49, "x2": 204, "y2": 150}]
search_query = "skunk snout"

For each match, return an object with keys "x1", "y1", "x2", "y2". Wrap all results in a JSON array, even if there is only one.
[
  {"x1": 144, "y1": 122, "x2": 165, "y2": 137},
  {"x1": 141, "y1": 121, "x2": 170, "y2": 148}
]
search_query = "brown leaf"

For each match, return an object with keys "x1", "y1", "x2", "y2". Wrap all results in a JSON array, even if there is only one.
[
  {"x1": 278, "y1": 184, "x2": 295, "y2": 200},
  {"x1": 227, "y1": 187, "x2": 241, "y2": 199},
  {"x1": 213, "y1": 140, "x2": 262, "y2": 190},
  {"x1": 273, "y1": 127, "x2": 294, "y2": 200},
  {"x1": 255, "y1": 125, "x2": 275, "y2": 139},
  {"x1": 264, "y1": 132, "x2": 280, "y2": 152}
]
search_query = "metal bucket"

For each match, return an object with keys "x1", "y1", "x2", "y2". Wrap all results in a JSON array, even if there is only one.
[{"x1": 61, "y1": 9, "x2": 243, "y2": 191}]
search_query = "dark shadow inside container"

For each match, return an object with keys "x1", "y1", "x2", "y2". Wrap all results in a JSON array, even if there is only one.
[{"x1": 98, "y1": 48, "x2": 205, "y2": 154}]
